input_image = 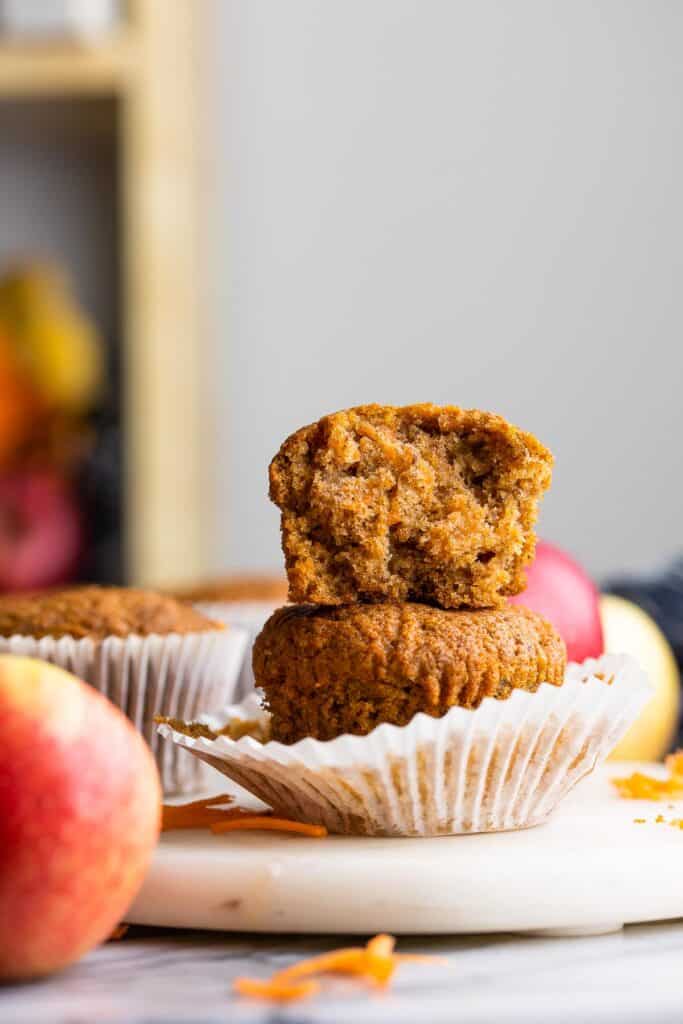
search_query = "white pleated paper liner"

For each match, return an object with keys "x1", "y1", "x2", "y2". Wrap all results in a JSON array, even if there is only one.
[
  {"x1": 194, "y1": 600, "x2": 283, "y2": 698},
  {"x1": 0, "y1": 627, "x2": 249, "y2": 795},
  {"x1": 157, "y1": 653, "x2": 651, "y2": 836}
]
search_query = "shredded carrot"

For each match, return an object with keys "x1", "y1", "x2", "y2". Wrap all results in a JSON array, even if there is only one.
[
  {"x1": 612, "y1": 752, "x2": 683, "y2": 801},
  {"x1": 366, "y1": 933, "x2": 395, "y2": 957},
  {"x1": 275, "y1": 948, "x2": 370, "y2": 982},
  {"x1": 108, "y1": 924, "x2": 129, "y2": 941},
  {"x1": 162, "y1": 807, "x2": 260, "y2": 830},
  {"x1": 233, "y1": 934, "x2": 446, "y2": 1003},
  {"x1": 161, "y1": 794, "x2": 266, "y2": 832},
  {"x1": 233, "y1": 977, "x2": 320, "y2": 1002},
  {"x1": 175, "y1": 793, "x2": 236, "y2": 810},
  {"x1": 666, "y1": 750, "x2": 683, "y2": 776},
  {"x1": 162, "y1": 796, "x2": 326, "y2": 836},
  {"x1": 364, "y1": 933, "x2": 397, "y2": 985},
  {"x1": 211, "y1": 816, "x2": 328, "y2": 838}
]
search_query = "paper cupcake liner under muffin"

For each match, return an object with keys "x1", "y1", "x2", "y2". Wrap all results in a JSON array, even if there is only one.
[
  {"x1": 0, "y1": 628, "x2": 249, "y2": 795},
  {"x1": 194, "y1": 600, "x2": 283, "y2": 698},
  {"x1": 157, "y1": 653, "x2": 650, "y2": 835}
]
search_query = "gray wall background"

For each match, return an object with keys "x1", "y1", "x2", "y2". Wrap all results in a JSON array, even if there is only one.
[{"x1": 208, "y1": 0, "x2": 683, "y2": 581}]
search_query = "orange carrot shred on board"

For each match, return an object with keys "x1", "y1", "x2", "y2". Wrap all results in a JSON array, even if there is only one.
[
  {"x1": 233, "y1": 977, "x2": 320, "y2": 1002},
  {"x1": 612, "y1": 752, "x2": 683, "y2": 801},
  {"x1": 161, "y1": 793, "x2": 267, "y2": 832},
  {"x1": 162, "y1": 807, "x2": 259, "y2": 831},
  {"x1": 234, "y1": 933, "x2": 446, "y2": 1003},
  {"x1": 210, "y1": 816, "x2": 328, "y2": 838},
  {"x1": 178, "y1": 793, "x2": 236, "y2": 810}
]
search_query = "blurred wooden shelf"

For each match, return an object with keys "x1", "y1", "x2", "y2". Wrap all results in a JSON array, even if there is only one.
[
  {"x1": 0, "y1": 36, "x2": 136, "y2": 97},
  {"x1": 0, "y1": 1, "x2": 207, "y2": 586}
]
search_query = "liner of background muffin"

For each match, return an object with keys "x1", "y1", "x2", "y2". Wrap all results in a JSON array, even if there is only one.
[
  {"x1": 192, "y1": 600, "x2": 284, "y2": 697},
  {"x1": 0, "y1": 627, "x2": 249, "y2": 795},
  {"x1": 158, "y1": 653, "x2": 650, "y2": 836}
]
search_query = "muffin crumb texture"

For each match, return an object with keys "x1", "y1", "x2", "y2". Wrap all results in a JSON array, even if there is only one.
[
  {"x1": 0, "y1": 586, "x2": 223, "y2": 640},
  {"x1": 253, "y1": 602, "x2": 566, "y2": 743},
  {"x1": 269, "y1": 404, "x2": 553, "y2": 609}
]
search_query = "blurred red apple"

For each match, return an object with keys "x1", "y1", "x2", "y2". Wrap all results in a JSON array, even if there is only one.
[
  {"x1": 0, "y1": 655, "x2": 161, "y2": 980},
  {"x1": 509, "y1": 540, "x2": 604, "y2": 664},
  {"x1": 0, "y1": 470, "x2": 83, "y2": 591}
]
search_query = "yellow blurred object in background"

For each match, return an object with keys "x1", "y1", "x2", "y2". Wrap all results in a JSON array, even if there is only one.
[
  {"x1": 0, "y1": 266, "x2": 103, "y2": 415},
  {"x1": 603, "y1": 594, "x2": 680, "y2": 761}
]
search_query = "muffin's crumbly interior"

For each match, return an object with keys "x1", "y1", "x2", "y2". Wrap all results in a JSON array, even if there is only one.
[{"x1": 269, "y1": 404, "x2": 553, "y2": 608}]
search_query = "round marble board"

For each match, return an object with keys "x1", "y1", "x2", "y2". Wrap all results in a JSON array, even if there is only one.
[{"x1": 129, "y1": 762, "x2": 683, "y2": 937}]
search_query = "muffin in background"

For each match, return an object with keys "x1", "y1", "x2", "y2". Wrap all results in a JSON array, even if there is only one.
[
  {"x1": 169, "y1": 574, "x2": 288, "y2": 606},
  {"x1": 167, "y1": 574, "x2": 288, "y2": 698},
  {"x1": 0, "y1": 586, "x2": 249, "y2": 794}
]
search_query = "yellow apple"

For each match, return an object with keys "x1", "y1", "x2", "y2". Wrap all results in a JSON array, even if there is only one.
[{"x1": 601, "y1": 594, "x2": 680, "y2": 761}]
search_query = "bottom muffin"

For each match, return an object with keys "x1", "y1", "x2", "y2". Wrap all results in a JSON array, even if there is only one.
[
  {"x1": 158, "y1": 653, "x2": 650, "y2": 836},
  {"x1": 253, "y1": 602, "x2": 567, "y2": 743}
]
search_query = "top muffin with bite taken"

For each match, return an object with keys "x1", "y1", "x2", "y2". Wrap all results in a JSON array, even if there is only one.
[{"x1": 269, "y1": 403, "x2": 552, "y2": 609}]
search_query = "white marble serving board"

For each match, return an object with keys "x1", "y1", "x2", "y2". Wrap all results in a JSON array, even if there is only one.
[{"x1": 129, "y1": 762, "x2": 683, "y2": 937}]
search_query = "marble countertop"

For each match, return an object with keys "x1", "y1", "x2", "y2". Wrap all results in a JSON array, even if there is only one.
[{"x1": 3, "y1": 921, "x2": 683, "y2": 1024}]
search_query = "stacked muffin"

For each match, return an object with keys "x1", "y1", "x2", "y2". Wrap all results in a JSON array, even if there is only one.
[
  {"x1": 255, "y1": 403, "x2": 564, "y2": 742},
  {"x1": 161, "y1": 404, "x2": 649, "y2": 835}
]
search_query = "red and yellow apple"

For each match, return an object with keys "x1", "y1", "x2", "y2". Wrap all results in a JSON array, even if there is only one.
[
  {"x1": 0, "y1": 656, "x2": 161, "y2": 980},
  {"x1": 602, "y1": 595, "x2": 680, "y2": 761},
  {"x1": 510, "y1": 540, "x2": 604, "y2": 664}
]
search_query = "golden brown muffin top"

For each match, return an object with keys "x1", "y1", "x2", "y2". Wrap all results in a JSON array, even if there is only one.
[
  {"x1": 0, "y1": 586, "x2": 224, "y2": 640},
  {"x1": 254, "y1": 601, "x2": 567, "y2": 743},
  {"x1": 167, "y1": 574, "x2": 289, "y2": 605}
]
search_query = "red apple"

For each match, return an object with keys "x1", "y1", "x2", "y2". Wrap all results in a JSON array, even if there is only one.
[
  {"x1": 0, "y1": 655, "x2": 161, "y2": 980},
  {"x1": 509, "y1": 540, "x2": 604, "y2": 664},
  {"x1": 0, "y1": 470, "x2": 84, "y2": 591}
]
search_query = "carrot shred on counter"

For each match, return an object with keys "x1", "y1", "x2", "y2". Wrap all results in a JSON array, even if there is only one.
[
  {"x1": 233, "y1": 977, "x2": 320, "y2": 1002},
  {"x1": 612, "y1": 751, "x2": 683, "y2": 801},
  {"x1": 210, "y1": 816, "x2": 328, "y2": 838},
  {"x1": 275, "y1": 948, "x2": 373, "y2": 982},
  {"x1": 233, "y1": 933, "x2": 446, "y2": 1003}
]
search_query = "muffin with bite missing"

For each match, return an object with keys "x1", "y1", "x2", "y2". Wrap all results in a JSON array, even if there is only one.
[{"x1": 269, "y1": 404, "x2": 553, "y2": 608}]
